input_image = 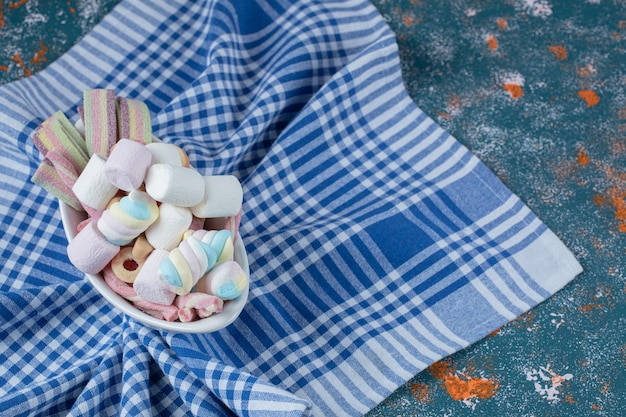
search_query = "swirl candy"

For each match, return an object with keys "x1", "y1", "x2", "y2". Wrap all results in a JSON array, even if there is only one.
[
  {"x1": 97, "y1": 190, "x2": 159, "y2": 246},
  {"x1": 195, "y1": 261, "x2": 248, "y2": 300},
  {"x1": 191, "y1": 229, "x2": 234, "y2": 265},
  {"x1": 158, "y1": 229, "x2": 234, "y2": 295}
]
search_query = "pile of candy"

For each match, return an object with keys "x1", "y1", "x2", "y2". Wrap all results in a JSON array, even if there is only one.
[{"x1": 32, "y1": 89, "x2": 248, "y2": 322}]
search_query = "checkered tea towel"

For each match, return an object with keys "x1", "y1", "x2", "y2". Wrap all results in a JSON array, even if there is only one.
[{"x1": 0, "y1": 0, "x2": 582, "y2": 416}]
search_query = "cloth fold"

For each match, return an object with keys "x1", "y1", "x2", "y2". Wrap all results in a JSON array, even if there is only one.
[{"x1": 0, "y1": 0, "x2": 581, "y2": 416}]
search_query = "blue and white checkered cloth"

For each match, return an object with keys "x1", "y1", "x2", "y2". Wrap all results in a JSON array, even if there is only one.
[{"x1": 0, "y1": 0, "x2": 582, "y2": 415}]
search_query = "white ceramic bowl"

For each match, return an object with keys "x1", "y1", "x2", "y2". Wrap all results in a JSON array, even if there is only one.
[{"x1": 60, "y1": 202, "x2": 249, "y2": 333}]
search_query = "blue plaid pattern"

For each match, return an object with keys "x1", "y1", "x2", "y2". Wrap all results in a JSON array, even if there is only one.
[{"x1": 0, "y1": 0, "x2": 582, "y2": 415}]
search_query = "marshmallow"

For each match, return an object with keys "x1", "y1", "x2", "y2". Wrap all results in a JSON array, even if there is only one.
[
  {"x1": 145, "y1": 142, "x2": 190, "y2": 167},
  {"x1": 67, "y1": 221, "x2": 120, "y2": 275},
  {"x1": 191, "y1": 175, "x2": 243, "y2": 218},
  {"x1": 195, "y1": 260, "x2": 248, "y2": 300},
  {"x1": 110, "y1": 247, "x2": 143, "y2": 283},
  {"x1": 104, "y1": 138, "x2": 152, "y2": 191},
  {"x1": 144, "y1": 203, "x2": 192, "y2": 250},
  {"x1": 134, "y1": 249, "x2": 177, "y2": 305},
  {"x1": 97, "y1": 190, "x2": 159, "y2": 246},
  {"x1": 72, "y1": 153, "x2": 119, "y2": 211},
  {"x1": 144, "y1": 164, "x2": 204, "y2": 206},
  {"x1": 158, "y1": 234, "x2": 220, "y2": 296},
  {"x1": 191, "y1": 229, "x2": 234, "y2": 265}
]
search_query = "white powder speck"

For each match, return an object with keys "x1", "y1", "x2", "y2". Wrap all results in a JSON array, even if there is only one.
[
  {"x1": 525, "y1": 364, "x2": 573, "y2": 403},
  {"x1": 550, "y1": 313, "x2": 565, "y2": 329},
  {"x1": 516, "y1": 0, "x2": 553, "y2": 18},
  {"x1": 498, "y1": 71, "x2": 526, "y2": 86}
]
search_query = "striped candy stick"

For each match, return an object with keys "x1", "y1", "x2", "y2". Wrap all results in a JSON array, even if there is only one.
[
  {"x1": 83, "y1": 89, "x2": 118, "y2": 156},
  {"x1": 47, "y1": 150, "x2": 79, "y2": 189},
  {"x1": 116, "y1": 96, "x2": 152, "y2": 144},
  {"x1": 31, "y1": 158, "x2": 82, "y2": 210},
  {"x1": 33, "y1": 111, "x2": 89, "y2": 172}
]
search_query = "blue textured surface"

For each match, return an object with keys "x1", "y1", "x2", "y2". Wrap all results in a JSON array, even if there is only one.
[{"x1": 1, "y1": 0, "x2": 623, "y2": 416}]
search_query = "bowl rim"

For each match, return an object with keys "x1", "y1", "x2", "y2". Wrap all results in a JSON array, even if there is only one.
[{"x1": 60, "y1": 201, "x2": 249, "y2": 333}]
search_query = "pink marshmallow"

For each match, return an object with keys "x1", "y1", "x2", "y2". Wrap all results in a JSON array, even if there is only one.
[
  {"x1": 133, "y1": 249, "x2": 176, "y2": 305},
  {"x1": 67, "y1": 221, "x2": 120, "y2": 275},
  {"x1": 104, "y1": 138, "x2": 152, "y2": 191}
]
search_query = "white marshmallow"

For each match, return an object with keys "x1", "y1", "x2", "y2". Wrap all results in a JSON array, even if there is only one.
[
  {"x1": 145, "y1": 142, "x2": 189, "y2": 167},
  {"x1": 145, "y1": 203, "x2": 192, "y2": 250},
  {"x1": 191, "y1": 175, "x2": 243, "y2": 218},
  {"x1": 72, "y1": 153, "x2": 118, "y2": 211},
  {"x1": 144, "y1": 164, "x2": 204, "y2": 207}
]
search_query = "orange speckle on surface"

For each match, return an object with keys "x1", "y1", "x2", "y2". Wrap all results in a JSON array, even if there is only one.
[
  {"x1": 578, "y1": 90, "x2": 600, "y2": 107},
  {"x1": 579, "y1": 303, "x2": 604, "y2": 312},
  {"x1": 577, "y1": 148, "x2": 590, "y2": 165},
  {"x1": 446, "y1": 93, "x2": 464, "y2": 114},
  {"x1": 619, "y1": 20, "x2": 626, "y2": 29},
  {"x1": 428, "y1": 359, "x2": 455, "y2": 381},
  {"x1": 593, "y1": 194, "x2": 604, "y2": 206},
  {"x1": 565, "y1": 393, "x2": 576, "y2": 404},
  {"x1": 67, "y1": 1, "x2": 76, "y2": 13},
  {"x1": 497, "y1": 18, "x2": 508, "y2": 30},
  {"x1": 31, "y1": 41, "x2": 48, "y2": 64},
  {"x1": 606, "y1": 186, "x2": 626, "y2": 231},
  {"x1": 8, "y1": 0, "x2": 28, "y2": 8},
  {"x1": 403, "y1": 15, "x2": 416, "y2": 27},
  {"x1": 437, "y1": 111, "x2": 452, "y2": 120},
  {"x1": 10, "y1": 53, "x2": 31, "y2": 77},
  {"x1": 0, "y1": 65, "x2": 8, "y2": 72},
  {"x1": 487, "y1": 35, "x2": 498, "y2": 51},
  {"x1": 503, "y1": 83, "x2": 523, "y2": 99},
  {"x1": 443, "y1": 375, "x2": 499, "y2": 401},
  {"x1": 548, "y1": 45, "x2": 568, "y2": 61},
  {"x1": 0, "y1": 3, "x2": 4, "y2": 28},
  {"x1": 487, "y1": 328, "x2": 500, "y2": 337},
  {"x1": 592, "y1": 403, "x2": 602, "y2": 411},
  {"x1": 409, "y1": 382, "x2": 431, "y2": 403}
]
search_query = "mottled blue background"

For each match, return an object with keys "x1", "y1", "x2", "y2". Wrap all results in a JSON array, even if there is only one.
[{"x1": 1, "y1": 0, "x2": 624, "y2": 415}]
